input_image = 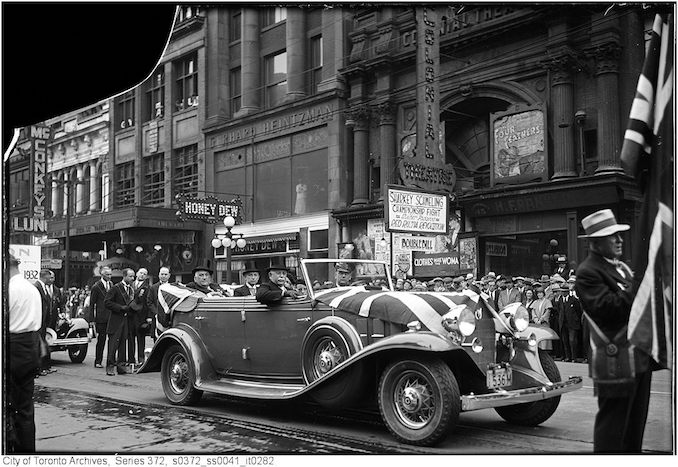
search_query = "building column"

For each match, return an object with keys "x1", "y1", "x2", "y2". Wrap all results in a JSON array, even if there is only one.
[
  {"x1": 317, "y1": 8, "x2": 346, "y2": 93},
  {"x1": 90, "y1": 160, "x2": 100, "y2": 212},
  {"x1": 75, "y1": 165, "x2": 84, "y2": 214},
  {"x1": 376, "y1": 100, "x2": 396, "y2": 201},
  {"x1": 238, "y1": 8, "x2": 260, "y2": 115},
  {"x1": 347, "y1": 105, "x2": 371, "y2": 206},
  {"x1": 544, "y1": 50, "x2": 578, "y2": 180},
  {"x1": 51, "y1": 176, "x2": 60, "y2": 217},
  {"x1": 286, "y1": 8, "x2": 306, "y2": 100},
  {"x1": 62, "y1": 170, "x2": 69, "y2": 215},
  {"x1": 205, "y1": 8, "x2": 229, "y2": 127},
  {"x1": 589, "y1": 43, "x2": 624, "y2": 175}
]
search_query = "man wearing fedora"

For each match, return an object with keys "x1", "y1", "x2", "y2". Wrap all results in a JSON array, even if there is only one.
[
  {"x1": 256, "y1": 263, "x2": 300, "y2": 305},
  {"x1": 186, "y1": 261, "x2": 224, "y2": 296},
  {"x1": 575, "y1": 208, "x2": 651, "y2": 453},
  {"x1": 233, "y1": 264, "x2": 260, "y2": 297}
]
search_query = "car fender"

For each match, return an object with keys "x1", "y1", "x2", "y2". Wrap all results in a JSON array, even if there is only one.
[
  {"x1": 515, "y1": 324, "x2": 559, "y2": 343},
  {"x1": 137, "y1": 324, "x2": 217, "y2": 383},
  {"x1": 66, "y1": 318, "x2": 90, "y2": 335},
  {"x1": 304, "y1": 330, "x2": 467, "y2": 392}
]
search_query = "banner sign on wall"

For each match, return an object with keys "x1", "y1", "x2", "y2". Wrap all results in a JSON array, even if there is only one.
[
  {"x1": 9, "y1": 244, "x2": 41, "y2": 282},
  {"x1": 385, "y1": 185, "x2": 449, "y2": 235},
  {"x1": 397, "y1": 235, "x2": 436, "y2": 253}
]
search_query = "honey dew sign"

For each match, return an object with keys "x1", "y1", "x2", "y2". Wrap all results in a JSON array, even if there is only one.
[
  {"x1": 176, "y1": 194, "x2": 242, "y2": 224},
  {"x1": 386, "y1": 185, "x2": 448, "y2": 235}
]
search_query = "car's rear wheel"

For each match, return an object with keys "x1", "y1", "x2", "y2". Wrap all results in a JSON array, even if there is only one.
[
  {"x1": 68, "y1": 331, "x2": 88, "y2": 363},
  {"x1": 495, "y1": 350, "x2": 561, "y2": 425},
  {"x1": 161, "y1": 344, "x2": 202, "y2": 405},
  {"x1": 302, "y1": 322, "x2": 364, "y2": 408},
  {"x1": 378, "y1": 357, "x2": 460, "y2": 446}
]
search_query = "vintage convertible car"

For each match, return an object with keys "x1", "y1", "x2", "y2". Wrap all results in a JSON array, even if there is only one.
[
  {"x1": 45, "y1": 310, "x2": 91, "y2": 363},
  {"x1": 139, "y1": 259, "x2": 582, "y2": 446}
]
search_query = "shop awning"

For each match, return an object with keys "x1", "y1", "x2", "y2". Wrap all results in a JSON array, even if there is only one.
[{"x1": 245, "y1": 232, "x2": 299, "y2": 244}]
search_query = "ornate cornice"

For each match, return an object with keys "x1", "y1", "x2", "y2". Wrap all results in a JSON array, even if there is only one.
[
  {"x1": 540, "y1": 47, "x2": 587, "y2": 85},
  {"x1": 585, "y1": 42, "x2": 622, "y2": 75},
  {"x1": 345, "y1": 104, "x2": 371, "y2": 130},
  {"x1": 373, "y1": 100, "x2": 396, "y2": 125}
]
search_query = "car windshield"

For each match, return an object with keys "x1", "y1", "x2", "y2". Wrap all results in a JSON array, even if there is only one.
[{"x1": 301, "y1": 259, "x2": 393, "y2": 296}]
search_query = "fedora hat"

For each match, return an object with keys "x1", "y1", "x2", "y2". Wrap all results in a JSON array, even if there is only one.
[
  {"x1": 579, "y1": 209, "x2": 630, "y2": 238},
  {"x1": 192, "y1": 260, "x2": 213, "y2": 276}
]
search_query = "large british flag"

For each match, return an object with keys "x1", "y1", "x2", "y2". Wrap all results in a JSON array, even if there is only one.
[
  {"x1": 620, "y1": 12, "x2": 674, "y2": 370},
  {"x1": 313, "y1": 287, "x2": 487, "y2": 334}
]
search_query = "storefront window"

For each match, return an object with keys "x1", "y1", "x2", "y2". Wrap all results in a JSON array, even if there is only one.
[
  {"x1": 292, "y1": 150, "x2": 327, "y2": 215},
  {"x1": 255, "y1": 158, "x2": 291, "y2": 219},
  {"x1": 482, "y1": 231, "x2": 568, "y2": 279}
]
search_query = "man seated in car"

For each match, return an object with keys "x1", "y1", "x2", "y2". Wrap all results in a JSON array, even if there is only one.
[
  {"x1": 334, "y1": 263, "x2": 354, "y2": 286},
  {"x1": 185, "y1": 262, "x2": 224, "y2": 296},
  {"x1": 256, "y1": 264, "x2": 300, "y2": 305}
]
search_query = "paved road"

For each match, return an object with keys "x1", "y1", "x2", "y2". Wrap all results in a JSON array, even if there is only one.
[{"x1": 33, "y1": 339, "x2": 674, "y2": 454}]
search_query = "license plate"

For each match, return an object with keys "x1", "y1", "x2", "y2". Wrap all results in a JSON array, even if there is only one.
[{"x1": 487, "y1": 363, "x2": 512, "y2": 389}]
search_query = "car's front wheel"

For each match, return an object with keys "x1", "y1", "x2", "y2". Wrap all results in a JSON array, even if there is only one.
[
  {"x1": 161, "y1": 344, "x2": 203, "y2": 405},
  {"x1": 495, "y1": 350, "x2": 561, "y2": 425},
  {"x1": 301, "y1": 321, "x2": 365, "y2": 408},
  {"x1": 378, "y1": 357, "x2": 460, "y2": 446},
  {"x1": 68, "y1": 331, "x2": 88, "y2": 363}
]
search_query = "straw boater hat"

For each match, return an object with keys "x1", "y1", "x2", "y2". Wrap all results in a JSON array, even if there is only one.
[{"x1": 579, "y1": 209, "x2": 630, "y2": 238}]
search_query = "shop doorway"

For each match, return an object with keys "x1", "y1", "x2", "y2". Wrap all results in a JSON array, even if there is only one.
[{"x1": 481, "y1": 230, "x2": 568, "y2": 280}]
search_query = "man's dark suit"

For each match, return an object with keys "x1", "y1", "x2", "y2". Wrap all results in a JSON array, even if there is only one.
[
  {"x1": 256, "y1": 281, "x2": 286, "y2": 305},
  {"x1": 104, "y1": 281, "x2": 132, "y2": 370},
  {"x1": 575, "y1": 251, "x2": 651, "y2": 453},
  {"x1": 33, "y1": 281, "x2": 52, "y2": 370},
  {"x1": 128, "y1": 279, "x2": 150, "y2": 363},
  {"x1": 89, "y1": 279, "x2": 111, "y2": 366},
  {"x1": 561, "y1": 292, "x2": 582, "y2": 361},
  {"x1": 233, "y1": 284, "x2": 258, "y2": 297}
]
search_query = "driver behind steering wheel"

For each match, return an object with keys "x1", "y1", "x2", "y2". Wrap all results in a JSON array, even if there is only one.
[{"x1": 335, "y1": 263, "x2": 354, "y2": 286}]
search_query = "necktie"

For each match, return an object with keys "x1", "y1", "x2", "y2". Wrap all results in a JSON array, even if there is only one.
[
  {"x1": 125, "y1": 285, "x2": 132, "y2": 302},
  {"x1": 47, "y1": 285, "x2": 53, "y2": 298}
]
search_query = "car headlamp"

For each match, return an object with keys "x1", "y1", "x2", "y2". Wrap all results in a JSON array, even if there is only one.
[
  {"x1": 442, "y1": 305, "x2": 476, "y2": 337},
  {"x1": 510, "y1": 305, "x2": 530, "y2": 332},
  {"x1": 406, "y1": 321, "x2": 422, "y2": 332}
]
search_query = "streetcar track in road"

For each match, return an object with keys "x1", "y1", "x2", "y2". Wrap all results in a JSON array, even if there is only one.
[{"x1": 34, "y1": 386, "x2": 412, "y2": 453}]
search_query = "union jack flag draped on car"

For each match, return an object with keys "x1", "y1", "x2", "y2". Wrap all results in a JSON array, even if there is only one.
[
  {"x1": 158, "y1": 282, "x2": 196, "y2": 321},
  {"x1": 620, "y1": 12, "x2": 674, "y2": 370},
  {"x1": 313, "y1": 288, "x2": 487, "y2": 333}
]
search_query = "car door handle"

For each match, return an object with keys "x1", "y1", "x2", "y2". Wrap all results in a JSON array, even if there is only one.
[
  {"x1": 297, "y1": 317, "x2": 311, "y2": 322},
  {"x1": 194, "y1": 316, "x2": 206, "y2": 321}
]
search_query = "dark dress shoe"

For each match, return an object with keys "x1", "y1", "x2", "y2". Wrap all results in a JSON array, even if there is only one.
[
  {"x1": 106, "y1": 365, "x2": 115, "y2": 376},
  {"x1": 116, "y1": 365, "x2": 128, "y2": 375}
]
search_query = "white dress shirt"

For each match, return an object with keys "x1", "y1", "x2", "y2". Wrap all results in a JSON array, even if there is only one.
[{"x1": 9, "y1": 275, "x2": 42, "y2": 333}]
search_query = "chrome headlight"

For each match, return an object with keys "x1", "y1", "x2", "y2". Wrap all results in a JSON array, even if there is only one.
[
  {"x1": 406, "y1": 321, "x2": 422, "y2": 332},
  {"x1": 510, "y1": 305, "x2": 530, "y2": 332},
  {"x1": 442, "y1": 305, "x2": 476, "y2": 337}
]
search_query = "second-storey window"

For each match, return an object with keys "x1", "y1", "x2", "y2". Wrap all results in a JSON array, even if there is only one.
[
  {"x1": 117, "y1": 90, "x2": 135, "y2": 130},
  {"x1": 174, "y1": 144, "x2": 198, "y2": 196},
  {"x1": 229, "y1": 10, "x2": 241, "y2": 42},
  {"x1": 175, "y1": 53, "x2": 198, "y2": 111},
  {"x1": 145, "y1": 69, "x2": 165, "y2": 121},
  {"x1": 310, "y1": 35, "x2": 323, "y2": 95},
  {"x1": 143, "y1": 153, "x2": 165, "y2": 205},
  {"x1": 9, "y1": 168, "x2": 29, "y2": 208},
  {"x1": 262, "y1": 7, "x2": 286, "y2": 27},
  {"x1": 115, "y1": 162, "x2": 135, "y2": 207},
  {"x1": 230, "y1": 67, "x2": 241, "y2": 115},
  {"x1": 265, "y1": 51, "x2": 287, "y2": 108}
]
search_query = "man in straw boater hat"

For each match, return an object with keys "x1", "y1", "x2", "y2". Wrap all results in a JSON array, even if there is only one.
[{"x1": 574, "y1": 209, "x2": 651, "y2": 453}]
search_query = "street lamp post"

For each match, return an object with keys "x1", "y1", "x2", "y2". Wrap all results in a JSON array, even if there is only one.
[{"x1": 211, "y1": 215, "x2": 246, "y2": 284}]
